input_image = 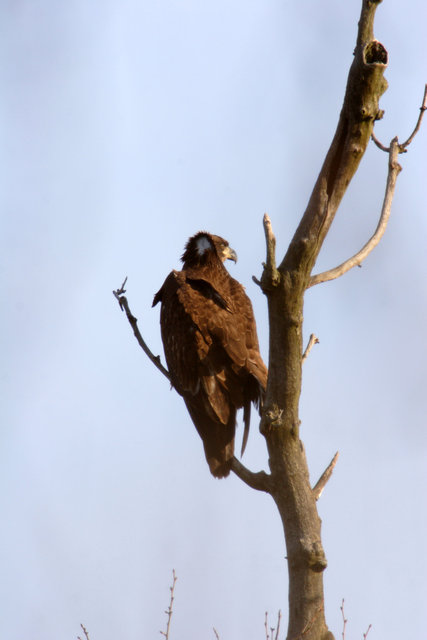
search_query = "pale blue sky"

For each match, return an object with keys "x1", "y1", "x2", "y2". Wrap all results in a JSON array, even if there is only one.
[{"x1": 1, "y1": 2, "x2": 426, "y2": 639}]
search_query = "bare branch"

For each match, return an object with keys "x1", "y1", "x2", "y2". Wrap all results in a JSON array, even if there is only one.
[
  {"x1": 274, "y1": 610, "x2": 282, "y2": 640},
  {"x1": 231, "y1": 457, "x2": 272, "y2": 493},
  {"x1": 371, "y1": 129, "x2": 391, "y2": 152},
  {"x1": 340, "y1": 598, "x2": 347, "y2": 640},
  {"x1": 264, "y1": 612, "x2": 270, "y2": 640},
  {"x1": 160, "y1": 570, "x2": 177, "y2": 639},
  {"x1": 263, "y1": 213, "x2": 277, "y2": 272},
  {"x1": 312, "y1": 452, "x2": 339, "y2": 501},
  {"x1": 280, "y1": 0, "x2": 388, "y2": 278},
  {"x1": 213, "y1": 628, "x2": 220, "y2": 640},
  {"x1": 113, "y1": 280, "x2": 171, "y2": 382},
  {"x1": 372, "y1": 83, "x2": 427, "y2": 151},
  {"x1": 308, "y1": 137, "x2": 401, "y2": 287},
  {"x1": 260, "y1": 214, "x2": 280, "y2": 291},
  {"x1": 340, "y1": 599, "x2": 372, "y2": 640},
  {"x1": 302, "y1": 334, "x2": 319, "y2": 363},
  {"x1": 340, "y1": 600, "x2": 347, "y2": 640},
  {"x1": 401, "y1": 83, "x2": 427, "y2": 148}
]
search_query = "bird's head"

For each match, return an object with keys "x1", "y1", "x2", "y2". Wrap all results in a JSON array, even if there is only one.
[{"x1": 181, "y1": 231, "x2": 237, "y2": 267}]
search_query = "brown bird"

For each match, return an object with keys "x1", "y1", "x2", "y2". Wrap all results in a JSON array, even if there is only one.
[{"x1": 153, "y1": 231, "x2": 267, "y2": 478}]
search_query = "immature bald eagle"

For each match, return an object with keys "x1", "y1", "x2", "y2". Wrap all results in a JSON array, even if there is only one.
[{"x1": 152, "y1": 231, "x2": 267, "y2": 478}]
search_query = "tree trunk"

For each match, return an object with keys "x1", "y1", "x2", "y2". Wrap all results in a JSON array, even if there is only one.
[{"x1": 259, "y1": 2, "x2": 388, "y2": 638}]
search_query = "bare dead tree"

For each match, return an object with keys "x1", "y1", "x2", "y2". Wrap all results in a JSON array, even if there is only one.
[{"x1": 114, "y1": 1, "x2": 425, "y2": 638}]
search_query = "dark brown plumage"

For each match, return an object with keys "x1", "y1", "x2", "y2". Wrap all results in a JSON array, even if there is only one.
[{"x1": 152, "y1": 231, "x2": 267, "y2": 478}]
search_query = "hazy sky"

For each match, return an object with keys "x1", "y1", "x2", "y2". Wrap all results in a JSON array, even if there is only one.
[{"x1": 1, "y1": 2, "x2": 426, "y2": 639}]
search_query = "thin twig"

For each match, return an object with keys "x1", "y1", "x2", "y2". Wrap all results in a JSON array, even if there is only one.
[
  {"x1": 265, "y1": 612, "x2": 270, "y2": 640},
  {"x1": 213, "y1": 627, "x2": 220, "y2": 640},
  {"x1": 274, "y1": 610, "x2": 282, "y2": 640},
  {"x1": 370, "y1": 130, "x2": 390, "y2": 152},
  {"x1": 341, "y1": 599, "x2": 347, "y2": 640},
  {"x1": 113, "y1": 278, "x2": 171, "y2": 382},
  {"x1": 312, "y1": 452, "x2": 339, "y2": 501},
  {"x1": 160, "y1": 570, "x2": 177, "y2": 639},
  {"x1": 363, "y1": 623, "x2": 372, "y2": 639},
  {"x1": 77, "y1": 623, "x2": 90, "y2": 640},
  {"x1": 372, "y1": 83, "x2": 427, "y2": 151},
  {"x1": 302, "y1": 334, "x2": 319, "y2": 363},
  {"x1": 401, "y1": 83, "x2": 427, "y2": 148},
  {"x1": 309, "y1": 137, "x2": 401, "y2": 287}
]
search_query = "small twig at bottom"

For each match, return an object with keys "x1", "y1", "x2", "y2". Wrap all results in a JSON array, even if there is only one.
[
  {"x1": 213, "y1": 627, "x2": 220, "y2": 639},
  {"x1": 274, "y1": 610, "x2": 282, "y2": 640},
  {"x1": 340, "y1": 599, "x2": 347, "y2": 640},
  {"x1": 160, "y1": 569, "x2": 177, "y2": 639},
  {"x1": 264, "y1": 611, "x2": 270, "y2": 640},
  {"x1": 77, "y1": 623, "x2": 90, "y2": 640},
  {"x1": 340, "y1": 599, "x2": 372, "y2": 640},
  {"x1": 264, "y1": 610, "x2": 281, "y2": 640}
]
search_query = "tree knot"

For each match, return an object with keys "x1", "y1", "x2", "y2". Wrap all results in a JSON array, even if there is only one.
[
  {"x1": 301, "y1": 538, "x2": 328, "y2": 573},
  {"x1": 260, "y1": 404, "x2": 284, "y2": 434}
]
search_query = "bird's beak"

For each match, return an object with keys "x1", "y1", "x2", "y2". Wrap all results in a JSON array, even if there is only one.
[{"x1": 224, "y1": 246, "x2": 238, "y2": 263}]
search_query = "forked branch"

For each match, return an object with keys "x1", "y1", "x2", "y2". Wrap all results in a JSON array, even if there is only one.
[
  {"x1": 310, "y1": 84, "x2": 427, "y2": 288},
  {"x1": 308, "y1": 137, "x2": 401, "y2": 287},
  {"x1": 372, "y1": 83, "x2": 427, "y2": 151},
  {"x1": 280, "y1": 0, "x2": 388, "y2": 277}
]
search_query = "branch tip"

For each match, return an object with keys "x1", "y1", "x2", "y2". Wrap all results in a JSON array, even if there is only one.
[
  {"x1": 302, "y1": 334, "x2": 319, "y2": 363},
  {"x1": 401, "y1": 83, "x2": 427, "y2": 149},
  {"x1": 252, "y1": 274, "x2": 262, "y2": 288},
  {"x1": 261, "y1": 214, "x2": 280, "y2": 290},
  {"x1": 160, "y1": 570, "x2": 177, "y2": 639},
  {"x1": 113, "y1": 285, "x2": 171, "y2": 381},
  {"x1": 78, "y1": 624, "x2": 90, "y2": 640},
  {"x1": 312, "y1": 452, "x2": 339, "y2": 501}
]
